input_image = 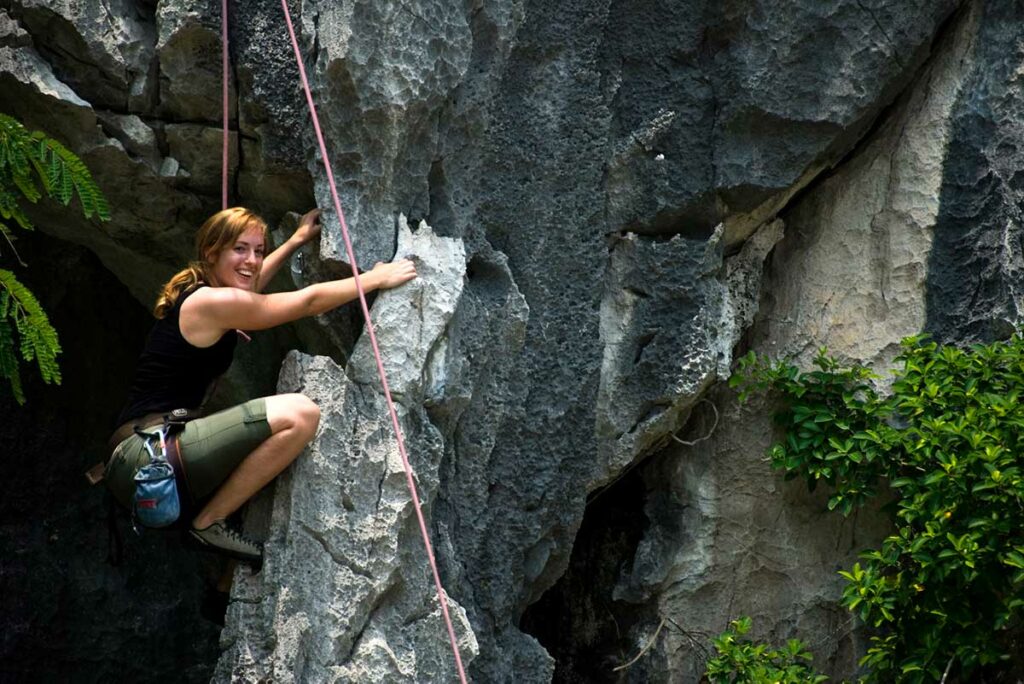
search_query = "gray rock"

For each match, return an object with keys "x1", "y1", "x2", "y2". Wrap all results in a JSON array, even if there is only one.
[
  {"x1": 595, "y1": 229, "x2": 724, "y2": 481},
  {"x1": 96, "y1": 112, "x2": 160, "y2": 166},
  {"x1": 617, "y1": 3, "x2": 986, "y2": 680},
  {"x1": 760, "y1": 1, "x2": 979, "y2": 370},
  {"x1": 0, "y1": 41, "x2": 94, "y2": 136},
  {"x1": 159, "y1": 155, "x2": 181, "y2": 178},
  {"x1": 926, "y1": 0, "x2": 1024, "y2": 343},
  {"x1": 717, "y1": 218, "x2": 785, "y2": 369},
  {"x1": 8, "y1": 0, "x2": 156, "y2": 111},
  {"x1": 0, "y1": 8, "x2": 29, "y2": 47},
  {"x1": 304, "y1": 0, "x2": 474, "y2": 268},
  {"x1": 216, "y1": 220, "x2": 479, "y2": 682},
  {"x1": 165, "y1": 123, "x2": 238, "y2": 194},
  {"x1": 601, "y1": 0, "x2": 960, "y2": 246},
  {"x1": 9, "y1": 0, "x2": 1018, "y2": 681},
  {"x1": 232, "y1": 0, "x2": 314, "y2": 220},
  {"x1": 156, "y1": 0, "x2": 233, "y2": 123}
]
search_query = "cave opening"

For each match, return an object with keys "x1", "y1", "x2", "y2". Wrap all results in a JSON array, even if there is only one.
[
  {"x1": 0, "y1": 229, "x2": 224, "y2": 682},
  {"x1": 520, "y1": 463, "x2": 654, "y2": 683}
]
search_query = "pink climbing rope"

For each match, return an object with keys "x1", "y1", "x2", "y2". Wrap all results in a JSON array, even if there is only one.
[
  {"x1": 278, "y1": 2, "x2": 469, "y2": 681},
  {"x1": 221, "y1": 0, "x2": 230, "y2": 209}
]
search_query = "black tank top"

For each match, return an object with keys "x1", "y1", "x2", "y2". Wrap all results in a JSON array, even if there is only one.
[{"x1": 116, "y1": 287, "x2": 237, "y2": 425}]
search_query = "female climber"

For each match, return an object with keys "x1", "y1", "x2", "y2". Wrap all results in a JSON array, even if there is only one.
[{"x1": 104, "y1": 206, "x2": 416, "y2": 566}]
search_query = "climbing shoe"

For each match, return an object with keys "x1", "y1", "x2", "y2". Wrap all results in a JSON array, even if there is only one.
[{"x1": 188, "y1": 520, "x2": 263, "y2": 567}]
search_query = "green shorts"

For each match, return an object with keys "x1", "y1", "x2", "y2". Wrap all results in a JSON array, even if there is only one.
[{"x1": 105, "y1": 398, "x2": 272, "y2": 510}]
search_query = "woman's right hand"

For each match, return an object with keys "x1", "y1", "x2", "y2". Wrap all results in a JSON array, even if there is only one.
[{"x1": 369, "y1": 258, "x2": 418, "y2": 290}]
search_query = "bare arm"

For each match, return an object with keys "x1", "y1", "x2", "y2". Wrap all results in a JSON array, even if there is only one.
[
  {"x1": 180, "y1": 259, "x2": 417, "y2": 344},
  {"x1": 259, "y1": 209, "x2": 321, "y2": 290}
]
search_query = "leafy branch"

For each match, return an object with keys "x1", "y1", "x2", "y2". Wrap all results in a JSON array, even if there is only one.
[
  {"x1": 0, "y1": 112, "x2": 110, "y2": 403},
  {"x1": 704, "y1": 616, "x2": 828, "y2": 683},
  {"x1": 0, "y1": 269, "x2": 61, "y2": 403},
  {"x1": 732, "y1": 336, "x2": 1024, "y2": 682}
]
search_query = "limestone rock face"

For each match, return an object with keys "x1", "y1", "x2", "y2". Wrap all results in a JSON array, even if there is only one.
[
  {"x1": 925, "y1": 0, "x2": 1024, "y2": 343},
  {"x1": 608, "y1": 2, "x2": 991, "y2": 680},
  {"x1": 216, "y1": 220, "x2": 478, "y2": 682},
  {"x1": 156, "y1": 0, "x2": 229, "y2": 122},
  {"x1": 598, "y1": 227, "x2": 716, "y2": 480},
  {"x1": 10, "y1": 0, "x2": 1024, "y2": 682},
  {"x1": 13, "y1": 0, "x2": 156, "y2": 111}
]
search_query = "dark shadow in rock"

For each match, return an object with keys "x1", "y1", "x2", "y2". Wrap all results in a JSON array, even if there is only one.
[
  {"x1": 0, "y1": 228, "x2": 222, "y2": 683},
  {"x1": 519, "y1": 466, "x2": 652, "y2": 684}
]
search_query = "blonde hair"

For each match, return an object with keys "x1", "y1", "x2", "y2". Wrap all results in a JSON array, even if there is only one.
[{"x1": 154, "y1": 207, "x2": 270, "y2": 318}]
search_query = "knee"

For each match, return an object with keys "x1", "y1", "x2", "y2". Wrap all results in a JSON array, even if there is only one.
[
  {"x1": 292, "y1": 394, "x2": 320, "y2": 437},
  {"x1": 266, "y1": 393, "x2": 320, "y2": 439}
]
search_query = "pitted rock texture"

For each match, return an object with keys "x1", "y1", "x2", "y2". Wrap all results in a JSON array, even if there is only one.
[
  {"x1": 926, "y1": 0, "x2": 1024, "y2": 344},
  {"x1": 596, "y1": 229, "x2": 723, "y2": 480},
  {"x1": 12, "y1": 0, "x2": 1024, "y2": 682},
  {"x1": 216, "y1": 221, "x2": 478, "y2": 682}
]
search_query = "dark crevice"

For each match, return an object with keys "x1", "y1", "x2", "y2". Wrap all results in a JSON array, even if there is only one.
[
  {"x1": 624, "y1": 286, "x2": 651, "y2": 299},
  {"x1": 519, "y1": 465, "x2": 652, "y2": 683},
  {"x1": 427, "y1": 157, "x2": 454, "y2": 234},
  {"x1": 1, "y1": 229, "x2": 223, "y2": 682},
  {"x1": 854, "y1": 0, "x2": 906, "y2": 69},
  {"x1": 633, "y1": 331, "x2": 656, "y2": 365}
]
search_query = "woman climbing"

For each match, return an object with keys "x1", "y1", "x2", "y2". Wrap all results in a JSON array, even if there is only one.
[{"x1": 104, "y1": 206, "x2": 417, "y2": 566}]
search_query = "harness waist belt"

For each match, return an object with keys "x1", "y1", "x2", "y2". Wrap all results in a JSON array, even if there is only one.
[{"x1": 108, "y1": 412, "x2": 166, "y2": 452}]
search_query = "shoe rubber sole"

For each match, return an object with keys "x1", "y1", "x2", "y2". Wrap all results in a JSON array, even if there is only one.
[{"x1": 186, "y1": 528, "x2": 263, "y2": 569}]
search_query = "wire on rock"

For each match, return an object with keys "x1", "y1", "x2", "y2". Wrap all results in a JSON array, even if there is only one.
[
  {"x1": 612, "y1": 618, "x2": 667, "y2": 672},
  {"x1": 671, "y1": 399, "x2": 720, "y2": 447}
]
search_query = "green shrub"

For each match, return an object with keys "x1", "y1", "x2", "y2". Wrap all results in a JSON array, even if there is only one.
[
  {"x1": 0, "y1": 112, "x2": 109, "y2": 402},
  {"x1": 731, "y1": 336, "x2": 1024, "y2": 681},
  {"x1": 705, "y1": 616, "x2": 827, "y2": 683}
]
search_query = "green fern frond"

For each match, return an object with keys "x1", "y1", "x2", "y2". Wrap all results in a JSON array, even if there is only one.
[
  {"x1": 0, "y1": 115, "x2": 35, "y2": 182},
  {"x1": 11, "y1": 167, "x2": 41, "y2": 203},
  {"x1": 0, "y1": 184, "x2": 33, "y2": 230},
  {"x1": 0, "y1": 313, "x2": 24, "y2": 404},
  {"x1": 32, "y1": 133, "x2": 110, "y2": 220},
  {"x1": 27, "y1": 155, "x2": 50, "y2": 195},
  {"x1": 0, "y1": 114, "x2": 110, "y2": 222},
  {"x1": 0, "y1": 120, "x2": 41, "y2": 210},
  {"x1": 0, "y1": 269, "x2": 61, "y2": 401},
  {"x1": 0, "y1": 114, "x2": 108, "y2": 404}
]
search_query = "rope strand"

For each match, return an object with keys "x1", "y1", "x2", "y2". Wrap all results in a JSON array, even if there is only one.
[{"x1": 221, "y1": 0, "x2": 229, "y2": 209}]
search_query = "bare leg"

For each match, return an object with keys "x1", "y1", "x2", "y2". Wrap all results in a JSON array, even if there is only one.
[{"x1": 191, "y1": 393, "x2": 319, "y2": 530}]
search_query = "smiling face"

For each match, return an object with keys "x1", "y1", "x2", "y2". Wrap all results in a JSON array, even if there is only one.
[{"x1": 209, "y1": 225, "x2": 265, "y2": 290}]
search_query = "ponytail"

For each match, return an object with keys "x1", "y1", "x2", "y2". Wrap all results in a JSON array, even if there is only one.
[{"x1": 153, "y1": 263, "x2": 209, "y2": 318}]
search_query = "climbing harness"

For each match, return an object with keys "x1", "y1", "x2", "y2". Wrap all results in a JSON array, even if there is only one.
[
  {"x1": 87, "y1": 408, "x2": 196, "y2": 565},
  {"x1": 221, "y1": 3, "x2": 468, "y2": 680}
]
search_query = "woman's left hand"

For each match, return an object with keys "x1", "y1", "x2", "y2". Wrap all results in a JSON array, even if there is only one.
[{"x1": 293, "y1": 208, "x2": 322, "y2": 245}]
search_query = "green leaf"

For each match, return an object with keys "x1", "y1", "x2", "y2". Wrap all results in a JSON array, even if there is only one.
[{"x1": 0, "y1": 269, "x2": 61, "y2": 402}]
